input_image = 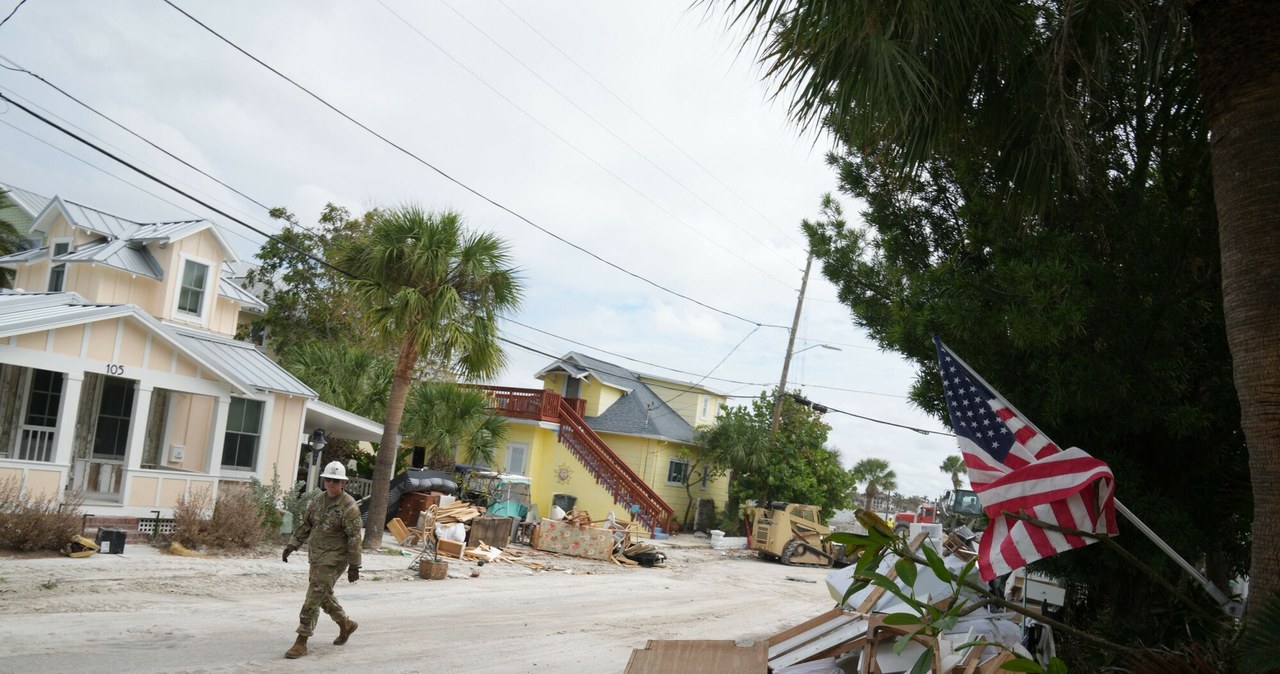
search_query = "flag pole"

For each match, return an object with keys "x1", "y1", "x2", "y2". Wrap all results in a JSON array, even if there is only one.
[{"x1": 941, "y1": 341, "x2": 1242, "y2": 617}]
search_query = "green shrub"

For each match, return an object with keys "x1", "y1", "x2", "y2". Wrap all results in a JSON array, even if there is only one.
[
  {"x1": 249, "y1": 472, "x2": 284, "y2": 532},
  {"x1": 0, "y1": 477, "x2": 83, "y2": 552}
]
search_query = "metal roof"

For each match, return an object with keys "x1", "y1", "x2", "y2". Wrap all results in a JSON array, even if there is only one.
[
  {"x1": 58, "y1": 238, "x2": 164, "y2": 279},
  {"x1": 0, "y1": 290, "x2": 312, "y2": 398},
  {"x1": 0, "y1": 247, "x2": 48, "y2": 267},
  {"x1": 217, "y1": 277, "x2": 267, "y2": 313},
  {"x1": 168, "y1": 326, "x2": 315, "y2": 397},
  {"x1": 0, "y1": 182, "x2": 52, "y2": 220},
  {"x1": 32, "y1": 198, "x2": 142, "y2": 239}
]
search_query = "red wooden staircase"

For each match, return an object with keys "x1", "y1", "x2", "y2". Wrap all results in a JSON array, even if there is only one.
[{"x1": 479, "y1": 386, "x2": 674, "y2": 534}]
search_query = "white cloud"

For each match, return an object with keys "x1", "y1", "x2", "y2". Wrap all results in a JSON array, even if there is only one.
[{"x1": 0, "y1": 0, "x2": 959, "y2": 498}]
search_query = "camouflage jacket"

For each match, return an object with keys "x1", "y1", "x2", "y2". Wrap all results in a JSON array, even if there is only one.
[{"x1": 289, "y1": 490, "x2": 362, "y2": 568}]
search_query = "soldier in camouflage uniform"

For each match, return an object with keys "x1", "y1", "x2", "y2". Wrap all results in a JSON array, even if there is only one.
[{"x1": 281, "y1": 461, "x2": 363, "y2": 659}]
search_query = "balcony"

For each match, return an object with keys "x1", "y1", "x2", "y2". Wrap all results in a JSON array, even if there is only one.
[{"x1": 477, "y1": 386, "x2": 584, "y2": 422}]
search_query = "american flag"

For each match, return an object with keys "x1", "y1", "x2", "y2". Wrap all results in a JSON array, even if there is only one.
[{"x1": 934, "y1": 336, "x2": 1118, "y2": 581}]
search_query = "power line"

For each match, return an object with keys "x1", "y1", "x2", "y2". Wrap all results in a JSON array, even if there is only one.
[
  {"x1": 0, "y1": 91, "x2": 352, "y2": 278},
  {"x1": 497, "y1": 0, "x2": 807, "y2": 250},
  {"x1": 433, "y1": 0, "x2": 798, "y2": 271},
  {"x1": 0, "y1": 0, "x2": 29, "y2": 31},
  {"x1": 159, "y1": 0, "x2": 788, "y2": 329},
  {"x1": 0, "y1": 115, "x2": 262, "y2": 252},
  {"x1": 0, "y1": 55, "x2": 274, "y2": 213}
]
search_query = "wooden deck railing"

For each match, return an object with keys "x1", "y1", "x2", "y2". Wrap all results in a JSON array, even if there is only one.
[
  {"x1": 479, "y1": 385, "x2": 673, "y2": 533},
  {"x1": 554, "y1": 399, "x2": 673, "y2": 534}
]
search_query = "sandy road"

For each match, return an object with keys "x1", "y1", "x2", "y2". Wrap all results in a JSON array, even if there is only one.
[{"x1": 0, "y1": 535, "x2": 837, "y2": 673}]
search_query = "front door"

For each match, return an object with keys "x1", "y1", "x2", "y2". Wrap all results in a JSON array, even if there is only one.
[{"x1": 74, "y1": 376, "x2": 135, "y2": 500}]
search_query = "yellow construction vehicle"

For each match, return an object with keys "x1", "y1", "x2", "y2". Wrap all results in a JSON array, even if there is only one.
[{"x1": 749, "y1": 502, "x2": 842, "y2": 567}]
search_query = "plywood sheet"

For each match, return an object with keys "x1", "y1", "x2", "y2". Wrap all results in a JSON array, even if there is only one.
[{"x1": 624, "y1": 640, "x2": 767, "y2": 674}]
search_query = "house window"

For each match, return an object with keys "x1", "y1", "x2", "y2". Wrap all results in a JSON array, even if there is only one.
[
  {"x1": 93, "y1": 377, "x2": 135, "y2": 459},
  {"x1": 24, "y1": 369, "x2": 64, "y2": 428},
  {"x1": 701, "y1": 396, "x2": 710, "y2": 418},
  {"x1": 47, "y1": 240, "x2": 71, "y2": 291},
  {"x1": 505, "y1": 442, "x2": 529, "y2": 475},
  {"x1": 222, "y1": 397, "x2": 263, "y2": 470},
  {"x1": 667, "y1": 459, "x2": 689, "y2": 485},
  {"x1": 177, "y1": 259, "x2": 209, "y2": 316}
]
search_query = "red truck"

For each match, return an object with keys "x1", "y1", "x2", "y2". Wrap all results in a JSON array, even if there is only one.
[{"x1": 893, "y1": 489, "x2": 984, "y2": 537}]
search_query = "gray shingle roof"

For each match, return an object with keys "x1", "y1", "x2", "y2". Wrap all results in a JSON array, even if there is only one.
[{"x1": 543, "y1": 351, "x2": 696, "y2": 442}]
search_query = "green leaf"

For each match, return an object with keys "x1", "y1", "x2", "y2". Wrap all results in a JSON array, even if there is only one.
[
  {"x1": 921, "y1": 542, "x2": 951, "y2": 583},
  {"x1": 999, "y1": 657, "x2": 1047, "y2": 673},
  {"x1": 910, "y1": 648, "x2": 935, "y2": 674},
  {"x1": 882, "y1": 612, "x2": 923, "y2": 626},
  {"x1": 895, "y1": 557, "x2": 918, "y2": 588},
  {"x1": 1046, "y1": 658, "x2": 1068, "y2": 674},
  {"x1": 829, "y1": 532, "x2": 878, "y2": 548},
  {"x1": 841, "y1": 579, "x2": 870, "y2": 605}
]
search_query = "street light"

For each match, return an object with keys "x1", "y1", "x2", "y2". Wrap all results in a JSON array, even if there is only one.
[
  {"x1": 771, "y1": 343, "x2": 842, "y2": 432},
  {"x1": 306, "y1": 428, "x2": 327, "y2": 491},
  {"x1": 793, "y1": 343, "x2": 842, "y2": 356}
]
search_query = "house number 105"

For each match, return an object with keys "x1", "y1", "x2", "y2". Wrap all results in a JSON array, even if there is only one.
[{"x1": 105, "y1": 363, "x2": 126, "y2": 376}]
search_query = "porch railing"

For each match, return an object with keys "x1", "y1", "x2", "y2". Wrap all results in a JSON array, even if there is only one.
[
  {"x1": 76, "y1": 458, "x2": 124, "y2": 497},
  {"x1": 18, "y1": 426, "x2": 56, "y2": 462},
  {"x1": 347, "y1": 476, "x2": 373, "y2": 499},
  {"x1": 478, "y1": 386, "x2": 585, "y2": 422}
]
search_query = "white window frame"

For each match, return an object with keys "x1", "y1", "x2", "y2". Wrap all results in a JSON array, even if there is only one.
[
  {"x1": 221, "y1": 396, "x2": 265, "y2": 471},
  {"x1": 46, "y1": 238, "x2": 72, "y2": 292},
  {"x1": 666, "y1": 458, "x2": 689, "y2": 485},
  {"x1": 504, "y1": 442, "x2": 529, "y2": 475},
  {"x1": 174, "y1": 254, "x2": 214, "y2": 321},
  {"x1": 701, "y1": 395, "x2": 710, "y2": 419}
]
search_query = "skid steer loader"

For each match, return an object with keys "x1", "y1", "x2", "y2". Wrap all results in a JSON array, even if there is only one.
[{"x1": 749, "y1": 502, "x2": 843, "y2": 567}]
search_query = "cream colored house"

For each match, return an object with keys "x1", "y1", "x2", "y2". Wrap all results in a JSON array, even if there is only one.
[
  {"x1": 481, "y1": 352, "x2": 732, "y2": 533},
  {"x1": 0, "y1": 185, "x2": 381, "y2": 520}
]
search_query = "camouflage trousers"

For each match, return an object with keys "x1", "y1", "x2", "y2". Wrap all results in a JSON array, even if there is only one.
[{"x1": 296, "y1": 563, "x2": 349, "y2": 636}]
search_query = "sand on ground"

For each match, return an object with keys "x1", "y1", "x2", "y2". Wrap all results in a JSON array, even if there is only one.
[{"x1": 0, "y1": 533, "x2": 838, "y2": 673}]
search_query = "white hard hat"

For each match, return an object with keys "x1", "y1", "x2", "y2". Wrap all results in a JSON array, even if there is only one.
[{"x1": 321, "y1": 461, "x2": 349, "y2": 481}]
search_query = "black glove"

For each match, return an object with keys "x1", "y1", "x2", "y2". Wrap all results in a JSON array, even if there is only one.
[
  {"x1": 282, "y1": 545, "x2": 296, "y2": 563},
  {"x1": 348, "y1": 565, "x2": 360, "y2": 583}
]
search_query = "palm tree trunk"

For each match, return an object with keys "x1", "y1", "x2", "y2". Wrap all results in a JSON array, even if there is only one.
[
  {"x1": 1189, "y1": 0, "x2": 1280, "y2": 617},
  {"x1": 360, "y1": 337, "x2": 419, "y2": 549}
]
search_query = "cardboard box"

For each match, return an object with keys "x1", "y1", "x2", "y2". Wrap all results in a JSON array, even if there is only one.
[{"x1": 436, "y1": 538, "x2": 465, "y2": 559}]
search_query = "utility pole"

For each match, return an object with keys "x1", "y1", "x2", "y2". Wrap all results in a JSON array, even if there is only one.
[{"x1": 771, "y1": 253, "x2": 813, "y2": 433}]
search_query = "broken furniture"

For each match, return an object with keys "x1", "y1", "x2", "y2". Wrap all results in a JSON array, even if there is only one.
[{"x1": 624, "y1": 640, "x2": 767, "y2": 674}]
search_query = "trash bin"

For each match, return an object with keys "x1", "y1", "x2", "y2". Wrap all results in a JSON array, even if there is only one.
[
  {"x1": 95, "y1": 528, "x2": 126, "y2": 555},
  {"x1": 551, "y1": 494, "x2": 577, "y2": 513}
]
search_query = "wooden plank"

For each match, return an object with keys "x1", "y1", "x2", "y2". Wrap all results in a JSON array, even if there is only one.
[
  {"x1": 766, "y1": 607, "x2": 846, "y2": 646},
  {"x1": 768, "y1": 617, "x2": 868, "y2": 671},
  {"x1": 386, "y1": 518, "x2": 412, "y2": 546},
  {"x1": 768, "y1": 611, "x2": 859, "y2": 658},
  {"x1": 624, "y1": 640, "x2": 766, "y2": 674}
]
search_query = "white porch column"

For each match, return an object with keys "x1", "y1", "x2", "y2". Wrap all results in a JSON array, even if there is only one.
[
  {"x1": 206, "y1": 395, "x2": 231, "y2": 474},
  {"x1": 52, "y1": 373, "x2": 84, "y2": 466},
  {"x1": 126, "y1": 384, "x2": 153, "y2": 471}
]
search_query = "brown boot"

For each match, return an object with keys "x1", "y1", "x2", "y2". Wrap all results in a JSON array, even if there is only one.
[
  {"x1": 284, "y1": 635, "x2": 308, "y2": 659},
  {"x1": 334, "y1": 618, "x2": 358, "y2": 645}
]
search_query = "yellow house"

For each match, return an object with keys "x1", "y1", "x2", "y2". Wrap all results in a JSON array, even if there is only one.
[
  {"x1": 0, "y1": 184, "x2": 382, "y2": 527},
  {"x1": 480, "y1": 352, "x2": 731, "y2": 534}
]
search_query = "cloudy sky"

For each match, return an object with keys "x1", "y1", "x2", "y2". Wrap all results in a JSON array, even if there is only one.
[{"x1": 0, "y1": 0, "x2": 961, "y2": 498}]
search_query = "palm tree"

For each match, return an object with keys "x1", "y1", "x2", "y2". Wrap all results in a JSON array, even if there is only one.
[
  {"x1": 850, "y1": 458, "x2": 897, "y2": 511},
  {"x1": 281, "y1": 341, "x2": 393, "y2": 422},
  {"x1": 339, "y1": 206, "x2": 522, "y2": 549},
  {"x1": 0, "y1": 189, "x2": 24, "y2": 288},
  {"x1": 720, "y1": 0, "x2": 1280, "y2": 616},
  {"x1": 939, "y1": 455, "x2": 967, "y2": 491},
  {"x1": 400, "y1": 381, "x2": 507, "y2": 471}
]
